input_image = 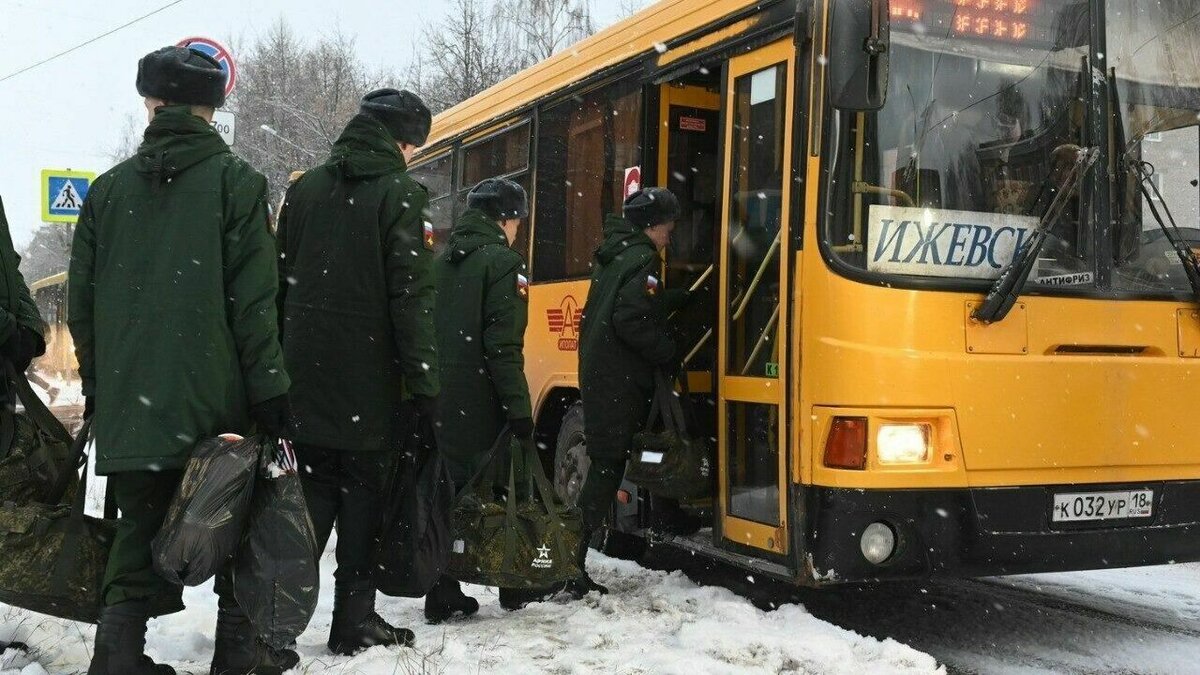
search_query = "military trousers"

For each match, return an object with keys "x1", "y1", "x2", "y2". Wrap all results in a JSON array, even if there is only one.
[
  {"x1": 578, "y1": 456, "x2": 627, "y2": 531},
  {"x1": 102, "y1": 470, "x2": 186, "y2": 615},
  {"x1": 294, "y1": 444, "x2": 395, "y2": 589}
]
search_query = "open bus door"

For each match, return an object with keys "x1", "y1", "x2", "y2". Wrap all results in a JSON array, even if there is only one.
[{"x1": 716, "y1": 39, "x2": 796, "y2": 557}]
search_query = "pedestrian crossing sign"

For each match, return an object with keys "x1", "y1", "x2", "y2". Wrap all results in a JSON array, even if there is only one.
[{"x1": 41, "y1": 169, "x2": 95, "y2": 223}]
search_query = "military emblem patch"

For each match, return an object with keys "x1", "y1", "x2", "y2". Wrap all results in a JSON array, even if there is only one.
[
  {"x1": 423, "y1": 221, "x2": 435, "y2": 250},
  {"x1": 645, "y1": 274, "x2": 660, "y2": 297},
  {"x1": 516, "y1": 273, "x2": 529, "y2": 300}
]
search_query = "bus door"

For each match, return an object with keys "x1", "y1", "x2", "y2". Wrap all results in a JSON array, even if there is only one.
[
  {"x1": 657, "y1": 82, "x2": 721, "y2": 381},
  {"x1": 716, "y1": 40, "x2": 795, "y2": 556}
]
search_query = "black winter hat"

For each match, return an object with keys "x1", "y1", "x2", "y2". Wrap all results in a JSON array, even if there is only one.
[
  {"x1": 136, "y1": 46, "x2": 227, "y2": 108},
  {"x1": 624, "y1": 188, "x2": 681, "y2": 228},
  {"x1": 360, "y1": 88, "x2": 432, "y2": 146},
  {"x1": 468, "y1": 178, "x2": 529, "y2": 221}
]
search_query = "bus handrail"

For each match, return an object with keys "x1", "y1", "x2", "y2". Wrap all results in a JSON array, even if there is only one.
[
  {"x1": 740, "y1": 303, "x2": 780, "y2": 376},
  {"x1": 732, "y1": 230, "x2": 781, "y2": 322}
]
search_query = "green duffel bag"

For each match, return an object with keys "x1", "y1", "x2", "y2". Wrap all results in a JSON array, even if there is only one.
[
  {"x1": 449, "y1": 430, "x2": 583, "y2": 589},
  {"x1": 625, "y1": 370, "x2": 713, "y2": 501},
  {"x1": 0, "y1": 362, "x2": 77, "y2": 506},
  {"x1": 0, "y1": 419, "x2": 112, "y2": 623}
]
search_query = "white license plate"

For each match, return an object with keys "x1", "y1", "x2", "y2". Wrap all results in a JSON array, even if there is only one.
[{"x1": 1051, "y1": 490, "x2": 1154, "y2": 522}]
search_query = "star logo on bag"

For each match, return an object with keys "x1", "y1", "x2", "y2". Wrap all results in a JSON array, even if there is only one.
[{"x1": 532, "y1": 543, "x2": 553, "y2": 569}]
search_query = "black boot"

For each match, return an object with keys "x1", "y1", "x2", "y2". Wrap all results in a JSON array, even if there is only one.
[
  {"x1": 327, "y1": 585, "x2": 414, "y2": 655},
  {"x1": 88, "y1": 601, "x2": 175, "y2": 675},
  {"x1": 564, "y1": 529, "x2": 609, "y2": 599},
  {"x1": 497, "y1": 585, "x2": 561, "y2": 611},
  {"x1": 209, "y1": 597, "x2": 299, "y2": 675},
  {"x1": 423, "y1": 575, "x2": 479, "y2": 624}
]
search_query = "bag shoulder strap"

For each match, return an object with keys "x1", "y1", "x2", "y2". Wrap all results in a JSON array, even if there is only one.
[
  {"x1": 5, "y1": 361, "x2": 71, "y2": 446},
  {"x1": 455, "y1": 426, "x2": 512, "y2": 502},
  {"x1": 65, "y1": 418, "x2": 92, "y2": 517}
]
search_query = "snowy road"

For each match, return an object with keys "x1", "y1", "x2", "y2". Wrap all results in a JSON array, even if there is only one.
[
  {"x1": 4, "y1": 545, "x2": 1199, "y2": 674},
  {"x1": 658, "y1": 548, "x2": 1200, "y2": 674}
]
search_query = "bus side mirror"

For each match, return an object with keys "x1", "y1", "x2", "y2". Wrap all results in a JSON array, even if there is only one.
[{"x1": 828, "y1": 0, "x2": 891, "y2": 111}]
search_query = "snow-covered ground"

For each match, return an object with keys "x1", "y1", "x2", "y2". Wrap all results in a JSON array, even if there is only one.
[{"x1": 0, "y1": 545, "x2": 942, "y2": 675}]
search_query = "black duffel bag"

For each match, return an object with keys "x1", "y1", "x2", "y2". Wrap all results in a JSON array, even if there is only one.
[
  {"x1": 373, "y1": 408, "x2": 453, "y2": 598},
  {"x1": 625, "y1": 370, "x2": 713, "y2": 500},
  {"x1": 0, "y1": 419, "x2": 114, "y2": 623},
  {"x1": 448, "y1": 430, "x2": 583, "y2": 589},
  {"x1": 0, "y1": 362, "x2": 76, "y2": 506}
]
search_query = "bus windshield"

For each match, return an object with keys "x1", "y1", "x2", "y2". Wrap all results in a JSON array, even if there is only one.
[
  {"x1": 824, "y1": 0, "x2": 1200, "y2": 297},
  {"x1": 1109, "y1": 1, "x2": 1200, "y2": 294}
]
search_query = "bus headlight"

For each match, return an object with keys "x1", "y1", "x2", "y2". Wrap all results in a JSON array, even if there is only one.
[
  {"x1": 876, "y1": 423, "x2": 932, "y2": 464},
  {"x1": 860, "y1": 522, "x2": 896, "y2": 564}
]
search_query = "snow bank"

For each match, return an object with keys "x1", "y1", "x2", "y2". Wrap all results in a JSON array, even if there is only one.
[{"x1": 0, "y1": 549, "x2": 942, "y2": 674}]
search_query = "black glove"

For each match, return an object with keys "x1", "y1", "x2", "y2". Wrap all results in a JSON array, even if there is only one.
[
  {"x1": 412, "y1": 395, "x2": 438, "y2": 419},
  {"x1": 510, "y1": 417, "x2": 535, "y2": 439},
  {"x1": 83, "y1": 396, "x2": 96, "y2": 420},
  {"x1": 250, "y1": 394, "x2": 292, "y2": 439},
  {"x1": 1, "y1": 325, "x2": 43, "y2": 372}
]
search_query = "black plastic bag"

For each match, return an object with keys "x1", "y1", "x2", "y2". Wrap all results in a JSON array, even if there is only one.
[
  {"x1": 373, "y1": 411, "x2": 453, "y2": 598},
  {"x1": 232, "y1": 439, "x2": 319, "y2": 650},
  {"x1": 152, "y1": 435, "x2": 259, "y2": 586}
]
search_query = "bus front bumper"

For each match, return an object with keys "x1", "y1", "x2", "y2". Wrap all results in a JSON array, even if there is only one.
[{"x1": 805, "y1": 481, "x2": 1200, "y2": 583}]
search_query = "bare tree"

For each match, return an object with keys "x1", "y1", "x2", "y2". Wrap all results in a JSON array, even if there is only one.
[
  {"x1": 21, "y1": 223, "x2": 73, "y2": 285},
  {"x1": 410, "y1": 0, "x2": 518, "y2": 113},
  {"x1": 228, "y1": 20, "x2": 391, "y2": 195},
  {"x1": 409, "y1": 0, "x2": 598, "y2": 114},
  {"x1": 107, "y1": 114, "x2": 143, "y2": 165},
  {"x1": 495, "y1": 0, "x2": 595, "y2": 68}
]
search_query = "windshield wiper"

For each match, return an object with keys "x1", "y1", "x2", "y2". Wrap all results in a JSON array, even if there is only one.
[
  {"x1": 1127, "y1": 156, "x2": 1200, "y2": 299},
  {"x1": 972, "y1": 146, "x2": 1099, "y2": 324}
]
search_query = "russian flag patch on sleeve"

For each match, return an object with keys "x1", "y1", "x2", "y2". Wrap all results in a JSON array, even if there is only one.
[
  {"x1": 645, "y1": 274, "x2": 660, "y2": 297},
  {"x1": 423, "y1": 221, "x2": 435, "y2": 250},
  {"x1": 516, "y1": 273, "x2": 530, "y2": 300}
]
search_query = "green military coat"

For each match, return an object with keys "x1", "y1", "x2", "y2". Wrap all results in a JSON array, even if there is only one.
[
  {"x1": 434, "y1": 209, "x2": 531, "y2": 482},
  {"x1": 276, "y1": 113, "x2": 439, "y2": 452},
  {"x1": 0, "y1": 196, "x2": 48, "y2": 405},
  {"x1": 578, "y1": 215, "x2": 679, "y2": 460},
  {"x1": 68, "y1": 107, "x2": 290, "y2": 474}
]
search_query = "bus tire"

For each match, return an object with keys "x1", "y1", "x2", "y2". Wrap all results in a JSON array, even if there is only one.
[
  {"x1": 553, "y1": 402, "x2": 589, "y2": 507},
  {"x1": 553, "y1": 402, "x2": 647, "y2": 561}
]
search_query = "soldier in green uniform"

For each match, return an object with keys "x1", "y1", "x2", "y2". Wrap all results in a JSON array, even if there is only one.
[
  {"x1": 0, "y1": 196, "x2": 48, "y2": 398},
  {"x1": 68, "y1": 47, "x2": 294, "y2": 675},
  {"x1": 576, "y1": 188, "x2": 685, "y2": 597},
  {"x1": 432, "y1": 178, "x2": 537, "y2": 617},
  {"x1": 276, "y1": 89, "x2": 438, "y2": 654}
]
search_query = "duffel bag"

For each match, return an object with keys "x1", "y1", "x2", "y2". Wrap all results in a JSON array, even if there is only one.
[
  {"x1": 626, "y1": 370, "x2": 713, "y2": 500},
  {"x1": 449, "y1": 429, "x2": 582, "y2": 589},
  {"x1": 151, "y1": 434, "x2": 259, "y2": 586},
  {"x1": 0, "y1": 419, "x2": 113, "y2": 623},
  {"x1": 232, "y1": 439, "x2": 319, "y2": 650},
  {"x1": 374, "y1": 408, "x2": 454, "y2": 598},
  {"x1": 0, "y1": 362, "x2": 76, "y2": 506}
]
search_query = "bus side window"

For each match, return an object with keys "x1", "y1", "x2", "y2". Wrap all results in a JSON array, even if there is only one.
[
  {"x1": 410, "y1": 154, "x2": 455, "y2": 252},
  {"x1": 457, "y1": 123, "x2": 533, "y2": 258},
  {"x1": 533, "y1": 78, "x2": 644, "y2": 281}
]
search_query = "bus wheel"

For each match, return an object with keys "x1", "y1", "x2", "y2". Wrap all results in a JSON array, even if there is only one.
[{"x1": 553, "y1": 402, "x2": 588, "y2": 506}]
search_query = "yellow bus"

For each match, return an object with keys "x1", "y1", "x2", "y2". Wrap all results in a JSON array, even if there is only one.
[{"x1": 411, "y1": 0, "x2": 1200, "y2": 584}]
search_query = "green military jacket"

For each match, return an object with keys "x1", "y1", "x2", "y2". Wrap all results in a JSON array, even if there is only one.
[
  {"x1": 578, "y1": 215, "x2": 679, "y2": 459},
  {"x1": 276, "y1": 113, "x2": 439, "y2": 452},
  {"x1": 434, "y1": 209, "x2": 530, "y2": 481},
  {"x1": 0, "y1": 196, "x2": 48, "y2": 405},
  {"x1": 68, "y1": 107, "x2": 290, "y2": 474}
]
